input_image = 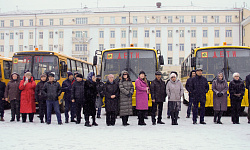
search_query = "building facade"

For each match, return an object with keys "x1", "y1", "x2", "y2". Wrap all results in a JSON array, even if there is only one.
[{"x1": 0, "y1": 6, "x2": 249, "y2": 75}]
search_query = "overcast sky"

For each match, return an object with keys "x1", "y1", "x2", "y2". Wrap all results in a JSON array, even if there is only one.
[{"x1": 0, "y1": 0, "x2": 249, "y2": 13}]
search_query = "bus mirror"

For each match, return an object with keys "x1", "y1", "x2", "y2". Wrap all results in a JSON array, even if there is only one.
[
  {"x1": 191, "y1": 57, "x2": 196, "y2": 67},
  {"x1": 159, "y1": 55, "x2": 164, "y2": 65},
  {"x1": 93, "y1": 56, "x2": 97, "y2": 66}
]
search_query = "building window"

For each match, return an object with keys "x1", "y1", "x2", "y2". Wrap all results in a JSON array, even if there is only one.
[
  {"x1": 144, "y1": 44, "x2": 149, "y2": 48},
  {"x1": 49, "y1": 45, "x2": 53, "y2": 51},
  {"x1": 59, "y1": 45, "x2": 63, "y2": 52},
  {"x1": 133, "y1": 16, "x2": 137, "y2": 24},
  {"x1": 75, "y1": 44, "x2": 87, "y2": 51},
  {"x1": 191, "y1": 43, "x2": 196, "y2": 49},
  {"x1": 0, "y1": 20, "x2": 4, "y2": 27},
  {"x1": 215, "y1": 30, "x2": 219, "y2": 38},
  {"x1": 134, "y1": 44, "x2": 137, "y2": 47},
  {"x1": 226, "y1": 16, "x2": 232, "y2": 23},
  {"x1": 145, "y1": 16, "x2": 149, "y2": 23},
  {"x1": 19, "y1": 32, "x2": 23, "y2": 39},
  {"x1": 110, "y1": 31, "x2": 115, "y2": 38},
  {"x1": 191, "y1": 30, "x2": 196, "y2": 37},
  {"x1": 110, "y1": 17, "x2": 115, "y2": 24},
  {"x1": 20, "y1": 20, "x2": 23, "y2": 27},
  {"x1": 59, "y1": 18, "x2": 63, "y2": 25},
  {"x1": 49, "y1": 31, "x2": 53, "y2": 39},
  {"x1": 203, "y1": 43, "x2": 208, "y2": 47},
  {"x1": 10, "y1": 33, "x2": 14, "y2": 39},
  {"x1": 215, "y1": 16, "x2": 219, "y2": 23},
  {"x1": 29, "y1": 32, "x2": 33, "y2": 39},
  {"x1": 39, "y1": 45, "x2": 43, "y2": 50},
  {"x1": 145, "y1": 30, "x2": 149, "y2": 38},
  {"x1": 179, "y1": 57, "x2": 184, "y2": 65},
  {"x1": 59, "y1": 31, "x2": 64, "y2": 38},
  {"x1": 39, "y1": 32, "x2": 43, "y2": 39},
  {"x1": 99, "y1": 17, "x2": 104, "y2": 24},
  {"x1": 156, "y1": 30, "x2": 161, "y2": 37},
  {"x1": 0, "y1": 33, "x2": 4, "y2": 40},
  {"x1": 10, "y1": 45, "x2": 13, "y2": 52},
  {"x1": 168, "y1": 44, "x2": 172, "y2": 51},
  {"x1": 110, "y1": 44, "x2": 115, "y2": 48},
  {"x1": 168, "y1": 30, "x2": 172, "y2": 37},
  {"x1": 203, "y1": 30, "x2": 208, "y2": 37},
  {"x1": 39, "y1": 19, "x2": 43, "y2": 26},
  {"x1": 179, "y1": 44, "x2": 184, "y2": 51},
  {"x1": 156, "y1": 44, "x2": 161, "y2": 50},
  {"x1": 156, "y1": 16, "x2": 161, "y2": 23},
  {"x1": 0, "y1": 45, "x2": 4, "y2": 52},
  {"x1": 76, "y1": 18, "x2": 88, "y2": 24},
  {"x1": 168, "y1": 16, "x2": 173, "y2": 23},
  {"x1": 180, "y1": 30, "x2": 184, "y2": 37},
  {"x1": 29, "y1": 19, "x2": 33, "y2": 26},
  {"x1": 29, "y1": 45, "x2": 33, "y2": 50},
  {"x1": 99, "y1": 44, "x2": 104, "y2": 51},
  {"x1": 215, "y1": 43, "x2": 219, "y2": 46},
  {"x1": 121, "y1": 30, "x2": 126, "y2": 38},
  {"x1": 122, "y1": 17, "x2": 126, "y2": 24},
  {"x1": 75, "y1": 31, "x2": 82, "y2": 38},
  {"x1": 168, "y1": 57, "x2": 173, "y2": 65},
  {"x1": 10, "y1": 20, "x2": 14, "y2": 27},
  {"x1": 49, "y1": 19, "x2": 54, "y2": 26},
  {"x1": 121, "y1": 44, "x2": 126, "y2": 48},
  {"x1": 226, "y1": 30, "x2": 232, "y2": 37},
  {"x1": 99, "y1": 31, "x2": 104, "y2": 38},
  {"x1": 19, "y1": 45, "x2": 23, "y2": 51},
  {"x1": 191, "y1": 16, "x2": 196, "y2": 23},
  {"x1": 203, "y1": 16, "x2": 207, "y2": 23},
  {"x1": 133, "y1": 30, "x2": 137, "y2": 38},
  {"x1": 179, "y1": 16, "x2": 184, "y2": 23}
]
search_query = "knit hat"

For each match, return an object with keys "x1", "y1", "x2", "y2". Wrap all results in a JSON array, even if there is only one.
[
  {"x1": 48, "y1": 73, "x2": 55, "y2": 77},
  {"x1": 139, "y1": 70, "x2": 145, "y2": 75},
  {"x1": 155, "y1": 71, "x2": 162, "y2": 75},
  {"x1": 40, "y1": 74, "x2": 47, "y2": 78},
  {"x1": 74, "y1": 71, "x2": 79, "y2": 76},
  {"x1": 170, "y1": 73, "x2": 176, "y2": 78},
  {"x1": 67, "y1": 71, "x2": 73, "y2": 77},
  {"x1": 25, "y1": 72, "x2": 32, "y2": 76},
  {"x1": 76, "y1": 74, "x2": 83, "y2": 78}
]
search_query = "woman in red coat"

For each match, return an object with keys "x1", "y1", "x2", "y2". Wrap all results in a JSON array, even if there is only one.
[{"x1": 19, "y1": 72, "x2": 36, "y2": 123}]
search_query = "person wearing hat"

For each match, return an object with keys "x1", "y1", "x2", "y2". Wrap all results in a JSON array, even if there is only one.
[
  {"x1": 96, "y1": 75, "x2": 104, "y2": 118},
  {"x1": 185, "y1": 70, "x2": 196, "y2": 118},
  {"x1": 190, "y1": 68, "x2": 209, "y2": 124},
  {"x1": 71, "y1": 74, "x2": 86, "y2": 124},
  {"x1": 35, "y1": 74, "x2": 48, "y2": 123},
  {"x1": 135, "y1": 70, "x2": 149, "y2": 125},
  {"x1": 19, "y1": 72, "x2": 36, "y2": 123},
  {"x1": 74, "y1": 71, "x2": 79, "y2": 79},
  {"x1": 62, "y1": 71, "x2": 76, "y2": 123},
  {"x1": 43, "y1": 73, "x2": 62, "y2": 125},
  {"x1": 0, "y1": 76, "x2": 6, "y2": 121},
  {"x1": 150, "y1": 71, "x2": 167, "y2": 125}
]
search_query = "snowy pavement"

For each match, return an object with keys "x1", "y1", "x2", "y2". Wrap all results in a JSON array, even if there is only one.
[{"x1": 0, "y1": 103, "x2": 250, "y2": 150}]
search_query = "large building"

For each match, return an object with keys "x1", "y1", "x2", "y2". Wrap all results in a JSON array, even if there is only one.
[{"x1": 0, "y1": 4, "x2": 249, "y2": 75}]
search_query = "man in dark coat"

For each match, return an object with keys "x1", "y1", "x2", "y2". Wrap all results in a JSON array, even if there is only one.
[
  {"x1": 71, "y1": 74, "x2": 85, "y2": 124},
  {"x1": 43, "y1": 73, "x2": 62, "y2": 125},
  {"x1": 185, "y1": 70, "x2": 196, "y2": 118},
  {"x1": 62, "y1": 71, "x2": 76, "y2": 123},
  {"x1": 190, "y1": 68, "x2": 209, "y2": 124},
  {"x1": 150, "y1": 71, "x2": 167, "y2": 125},
  {"x1": 0, "y1": 79, "x2": 6, "y2": 121},
  {"x1": 245, "y1": 74, "x2": 250, "y2": 124},
  {"x1": 35, "y1": 74, "x2": 47, "y2": 123}
]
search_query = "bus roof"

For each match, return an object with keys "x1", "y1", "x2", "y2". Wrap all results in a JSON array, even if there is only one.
[
  {"x1": 0, "y1": 55, "x2": 12, "y2": 61},
  {"x1": 101, "y1": 47, "x2": 158, "y2": 53}
]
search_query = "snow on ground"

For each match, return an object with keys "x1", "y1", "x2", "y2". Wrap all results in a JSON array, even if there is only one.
[{"x1": 0, "y1": 102, "x2": 250, "y2": 150}]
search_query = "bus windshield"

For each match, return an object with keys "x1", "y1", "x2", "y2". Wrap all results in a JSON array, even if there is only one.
[
  {"x1": 102, "y1": 50, "x2": 157, "y2": 81},
  {"x1": 13, "y1": 55, "x2": 59, "y2": 80},
  {"x1": 196, "y1": 48, "x2": 250, "y2": 81}
]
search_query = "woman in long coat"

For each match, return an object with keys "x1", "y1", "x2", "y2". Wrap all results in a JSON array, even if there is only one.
[
  {"x1": 19, "y1": 72, "x2": 36, "y2": 122},
  {"x1": 135, "y1": 70, "x2": 149, "y2": 126},
  {"x1": 212, "y1": 72, "x2": 228, "y2": 124},
  {"x1": 119, "y1": 70, "x2": 134, "y2": 126}
]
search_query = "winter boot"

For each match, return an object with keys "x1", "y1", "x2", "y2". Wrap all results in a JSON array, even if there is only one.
[{"x1": 92, "y1": 117, "x2": 98, "y2": 126}]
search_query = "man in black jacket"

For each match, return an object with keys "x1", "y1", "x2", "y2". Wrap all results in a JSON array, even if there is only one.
[
  {"x1": 150, "y1": 71, "x2": 167, "y2": 125},
  {"x1": 185, "y1": 70, "x2": 196, "y2": 118},
  {"x1": 190, "y1": 68, "x2": 209, "y2": 124},
  {"x1": 245, "y1": 74, "x2": 250, "y2": 124},
  {"x1": 43, "y1": 73, "x2": 62, "y2": 125}
]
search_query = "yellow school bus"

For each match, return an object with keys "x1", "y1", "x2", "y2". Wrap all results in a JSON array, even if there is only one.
[
  {"x1": 93, "y1": 46, "x2": 164, "y2": 113},
  {"x1": 12, "y1": 50, "x2": 97, "y2": 111},
  {"x1": 181, "y1": 45, "x2": 250, "y2": 111}
]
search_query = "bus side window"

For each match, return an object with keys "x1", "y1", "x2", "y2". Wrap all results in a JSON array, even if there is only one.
[
  {"x1": 67, "y1": 59, "x2": 71, "y2": 72},
  {"x1": 60, "y1": 61, "x2": 67, "y2": 78},
  {"x1": 71, "y1": 60, "x2": 77, "y2": 73},
  {"x1": 83, "y1": 63, "x2": 88, "y2": 79},
  {"x1": 3, "y1": 61, "x2": 11, "y2": 79},
  {"x1": 76, "y1": 61, "x2": 83, "y2": 75}
]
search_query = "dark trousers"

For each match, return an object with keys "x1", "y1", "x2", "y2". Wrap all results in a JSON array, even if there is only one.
[
  {"x1": 39, "y1": 100, "x2": 47, "y2": 122},
  {"x1": 75, "y1": 101, "x2": 84, "y2": 123},
  {"x1": 22, "y1": 113, "x2": 34, "y2": 122},
  {"x1": 151, "y1": 102, "x2": 163, "y2": 123},
  {"x1": 138, "y1": 110, "x2": 146, "y2": 125},
  {"x1": 167, "y1": 103, "x2": 170, "y2": 116},
  {"x1": 187, "y1": 97, "x2": 194, "y2": 117},
  {"x1": 248, "y1": 99, "x2": 250, "y2": 121},
  {"x1": 84, "y1": 114, "x2": 96, "y2": 124},
  {"x1": 231, "y1": 99, "x2": 242, "y2": 123},
  {"x1": 97, "y1": 107, "x2": 101, "y2": 117},
  {"x1": 170, "y1": 111, "x2": 179, "y2": 124},
  {"x1": 46, "y1": 100, "x2": 62, "y2": 124},
  {"x1": 121, "y1": 115, "x2": 129, "y2": 125},
  {"x1": 65, "y1": 99, "x2": 75, "y2": 121},
  {"x1": 106, "y1": 111, "x2": 116, "y2": 125},
  {"x1": 193, "y1": 100, "x2": 205, "y2": 123},
  {"x1": 214, "y1": 110, "x2": 223, "y2": 122},
  {"x1": 10, "y1": 100, "x2": 20, "y2": 120},
  {"x1": 0, "y1": 98, "x2": 4, "y2": 117}
]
